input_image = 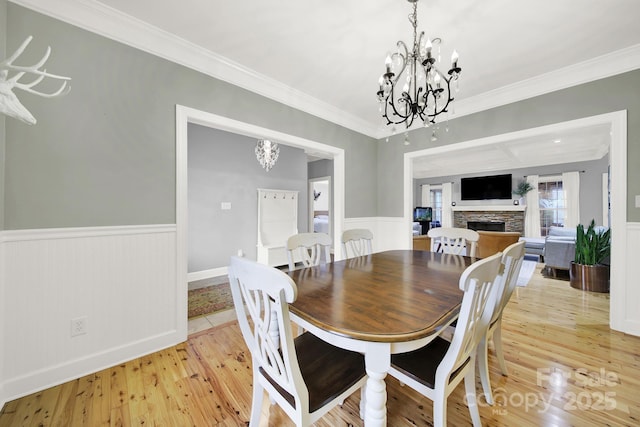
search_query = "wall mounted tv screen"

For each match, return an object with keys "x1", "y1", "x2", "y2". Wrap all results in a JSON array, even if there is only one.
[{"x1": 461, "y1": 174, "x2": 512, "y2": 200}]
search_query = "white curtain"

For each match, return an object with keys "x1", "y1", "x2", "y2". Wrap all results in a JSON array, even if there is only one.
[
  {"x1": 421, "y1": 184, "x2": 431, "y2": 207},
  {"x1": 563, "y1": 171, "x2": 581, "y2": 228},
  {"x1": 524, "y1": 175, "x2": 541, "y2": 237},
  {"x1": 441, "y1": 182, "x2": 453, "y2": 227}
]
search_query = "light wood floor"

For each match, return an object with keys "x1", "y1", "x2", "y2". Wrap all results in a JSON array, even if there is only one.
[{"x1": 1, "y1": 263, "x2": 639, "y2": 426}]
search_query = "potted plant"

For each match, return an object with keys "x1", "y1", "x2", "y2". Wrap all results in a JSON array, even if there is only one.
[
  {"x1": 513, "y1": 180, "x2": 534, "y2": 205},
  {"x1": 570, "y1": 219, "x2": 611, "y2": 293}
]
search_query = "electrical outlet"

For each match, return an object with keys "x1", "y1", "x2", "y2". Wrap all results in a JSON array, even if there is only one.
[{"x1": 71, "y1": 316, "x2": 88, "y2": 337}]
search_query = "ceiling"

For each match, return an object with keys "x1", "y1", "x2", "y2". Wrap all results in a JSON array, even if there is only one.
[
  {"x1": 412, "y1": 123, "x2": 611, "y2": 178},
  {"x1": 39, "y1": 0, "x2": 640, "y2": 172}
]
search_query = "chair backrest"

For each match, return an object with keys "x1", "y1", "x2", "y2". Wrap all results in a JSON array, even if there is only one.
[
  {"x1": 286, "y1": 232, "x2": 332, "y2": 270},
  {"x1": 427, "y1": 227, "x2": 480, "y2": 257},
  {"x1": 228, "y1": 256, "x2": 307, "y2": 411},
  {"x1": 341, "y1": 228, "x2": 373, "y2": 258},
  {"x1": 436, "y1": 252, "x2": 503, "y2": 385},
  {"x1": 491, "y1": 240, "x2": 526, "y2": 324}
]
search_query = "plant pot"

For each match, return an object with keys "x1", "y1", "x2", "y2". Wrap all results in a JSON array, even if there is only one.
[{"x1": 569, "y1": 262, "x2": 610, "y2": 293}]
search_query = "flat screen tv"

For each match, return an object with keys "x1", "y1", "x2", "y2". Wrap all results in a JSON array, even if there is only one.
[
  {"x1": 461, "y1": 174, "x2": 512, "y2": 200},
  {"x1": 413, "y1": 206, "x2": 432, "y2": 222}
]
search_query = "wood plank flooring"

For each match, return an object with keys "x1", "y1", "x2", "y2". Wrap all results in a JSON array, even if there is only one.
[{"x1": 1, "y1": 263, "x2": 639, "y2": 426}]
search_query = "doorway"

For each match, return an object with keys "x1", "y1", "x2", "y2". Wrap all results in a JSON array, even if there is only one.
[
  {"x1": 403, "y1": 110, "x2": 627, "y2": 333},
  {"x1": 309, "y1": 176, "x2": 331, "y2": 238},
  {"x1": 175, "y1": 105, "x2": 346, "y2": 339}
]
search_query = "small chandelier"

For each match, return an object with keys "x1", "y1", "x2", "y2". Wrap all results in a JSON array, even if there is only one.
[
  {"x1": 377, "y1": 0, "x2": 461, "y2": 129},
  {"x1": 255, "y1": 139, "x2": 279, "y2": 171}
]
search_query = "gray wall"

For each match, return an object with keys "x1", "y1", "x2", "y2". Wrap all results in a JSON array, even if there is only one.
[
  {"x1": 378, "y1": 69, "x2": 640, "y2": 222},
  {"x1": 4, "y1": 4, "x2": 377, "y2": 230},
  {"x1": 414, "y1": 156, "x2": 610, "y2": 225},
  {"x1": 0, "y1": 0, "x2": 5, "y2": 230},
  {"x1": 308, "y1": 158, "x2": 334, "y2": 179},
  {"x1": 3, "y1": 3, "x2": 639, "y2": 229},
  {"x1": 188, "y1": 124, "x2": 308, "y2": 272}
]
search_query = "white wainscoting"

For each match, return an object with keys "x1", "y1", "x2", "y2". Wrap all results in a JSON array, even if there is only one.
[
  {"x1": 1, "y1": 224, "x2": 183, "y2": 402},
  {"x1": 343, "y1": 217, "x2": 409, "y2": 256},
  {"x1": 0, "y1": 231, "x2": 6, "y2": 409},
  {"x1": 612, "y1": 222, "x2": 640, "y2": 336}
]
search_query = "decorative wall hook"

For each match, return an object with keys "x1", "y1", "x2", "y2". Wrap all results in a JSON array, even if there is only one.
[{"x1": 0, "y1": 36, "x2": 71, "y2": 125}]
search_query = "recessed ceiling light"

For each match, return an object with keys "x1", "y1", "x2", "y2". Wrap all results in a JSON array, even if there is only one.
[{"x1": 553, "y1": 139, "x2": 562, "y2": 144}]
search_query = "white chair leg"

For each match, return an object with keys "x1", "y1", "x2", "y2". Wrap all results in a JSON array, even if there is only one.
[
  {"x1": 465, "y1": 367, "x2": 482, "y2": 427},
  {"x1": 432, "y1": 392, "x2": 447, "y2": 427},
  {"x1": 478, "y1": 335, "x2": 494, "y2": 405},
  {"x1": 493, "y1": 320, "x2": 508, "y2": 375},
  {"x1": 359, "y1": 382, "x2": 367, "y2": 419},
  {"x1": 248, "y1": 382, "x2": 264, "y2": 427}
]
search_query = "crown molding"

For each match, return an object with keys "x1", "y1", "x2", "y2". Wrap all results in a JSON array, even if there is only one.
[
  {"x1": 454, "y1": 44, "x2": 640, "y2": 120},
  {"x1": 10, "y1": 0, "x2": 640, "y2": 140},
  {"x1": 374, "y1": 43, "x2": 640, "y2": 139},
  {"x1": 9, "y1": 0, "x2": 380, "y2": 137}
]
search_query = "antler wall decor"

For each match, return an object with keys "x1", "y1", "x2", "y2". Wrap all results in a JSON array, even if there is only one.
[{"x1": 0, "y1": 35, "x2": 71, "y2": 125}]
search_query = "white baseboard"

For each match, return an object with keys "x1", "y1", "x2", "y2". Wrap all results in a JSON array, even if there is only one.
[
  {"x1": 3, "y1": 329, "x2": 181, "y2": 403},
  {"x1": 187, "y1": 267, "x2": 228, "y2": 284}
]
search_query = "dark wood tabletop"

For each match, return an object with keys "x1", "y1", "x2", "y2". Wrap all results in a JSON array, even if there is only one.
[{"x1": 288, "y1": 250, "x2": 474, "y2": 343}]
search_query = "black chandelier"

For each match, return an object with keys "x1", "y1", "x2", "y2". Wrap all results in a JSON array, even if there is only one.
[{"x1": 377, "y1": 0, "x2": 461, "y2": 129}]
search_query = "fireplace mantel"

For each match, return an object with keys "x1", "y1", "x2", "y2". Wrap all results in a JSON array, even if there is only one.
[{"x1": 452, "y1": 205, "x2": 525, "y2": 212}]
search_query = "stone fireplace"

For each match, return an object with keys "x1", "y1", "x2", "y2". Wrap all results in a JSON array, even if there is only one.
[{"x1": 453, "y1": 206, "x2": 525, "y2": 234}]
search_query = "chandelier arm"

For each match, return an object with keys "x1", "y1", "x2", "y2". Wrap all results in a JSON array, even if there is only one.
[
  {"x1": 390, "y1": 41, "x2": 409, "y2": 85},
  {"x1": 427, "y1": 80, "x2": 455, "y2": 119},
  {"x1": 385, "y1": 81, "x2": 412, "y2": 121},
  {"x1": 386, "y1": 100, "x2": 410, "y2": 123},
  {"x1": 384, "y1": 97, "x2": 413, "y2": 125}
]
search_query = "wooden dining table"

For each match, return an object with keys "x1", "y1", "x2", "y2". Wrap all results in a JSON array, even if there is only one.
[{"x1": 288, "y1": 249, "x2": 475, "y2": 427}]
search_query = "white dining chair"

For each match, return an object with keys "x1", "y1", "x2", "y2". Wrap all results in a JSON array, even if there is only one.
[
  {"x1": 428, "y1": 227, "x2": 480, "y2": 257},
  {"x1": 341, "y1": 228, "x2": 373, "y2": 258},
  {"x1": 388, "y1": 251, "x2": 503, "y2": 427},
  {"x1": 286, "y1": 232, "x2": 332, "y2": 271},
  {"x1": 228, "y1": 256, "x2": 367, "y2": 426},
  {"x1": 477, "y1": 240, "x2": 526, "y2": 405}
]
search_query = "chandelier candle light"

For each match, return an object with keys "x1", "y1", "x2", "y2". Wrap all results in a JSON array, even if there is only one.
[
  {"x1": 377, "y1": 0, "x2": 461, "y2": 131},
  {"x1": 255, "y1": 139, "x2": 279, "y2": 171}
]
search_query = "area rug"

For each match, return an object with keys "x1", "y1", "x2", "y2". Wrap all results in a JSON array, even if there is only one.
[
  {"x1": 516, "y1": 260, "x2": 537, "y2": 287},
  {"x1": 188, "y1": 282, "x2": 234, "y2": 319}
]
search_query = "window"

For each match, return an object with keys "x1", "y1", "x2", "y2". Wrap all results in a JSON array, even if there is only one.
[
  {"x1": 538, "y1": 176, "x2": 565, "y2": 236},
  {"x1": 430, "y1": 188, "x2": 443, "y2": 226}
]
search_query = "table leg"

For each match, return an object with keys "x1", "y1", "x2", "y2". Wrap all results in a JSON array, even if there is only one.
[{"x1": 364, "y1": 342, "x2": 390, "y2": 426}]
